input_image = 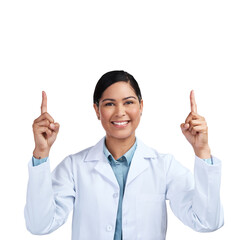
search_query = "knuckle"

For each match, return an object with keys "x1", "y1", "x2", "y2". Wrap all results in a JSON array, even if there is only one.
[
  {"x1": 33, "y1": 117, "x2": 39, "y2": 123},
  {"x1": 43, "y1": 112, "x2": 50, "y2": 118},
  {"x1": 48, "y1": 114, "x2": 54, "y2": 122},
  {"x1": 192, "y1": 112, "x2": 199, "y2": 118},
  {"x1": 42, "y1": 112, "x2": 53, "y2": 122}
]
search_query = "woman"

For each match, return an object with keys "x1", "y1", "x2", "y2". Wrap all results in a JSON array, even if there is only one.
[{"x1": 24, "y1": 70, "x2": 224, "y2": 240}]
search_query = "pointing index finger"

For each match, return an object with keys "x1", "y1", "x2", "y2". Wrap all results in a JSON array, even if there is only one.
[
  {"x1": 41, "y1": 91, "x2": 47, "y2": 114},
  {"x1": 190, "y1": 90, "x2": 197, "y2": 113}
]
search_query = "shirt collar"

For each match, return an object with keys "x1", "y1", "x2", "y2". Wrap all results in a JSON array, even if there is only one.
[{"x1": 103, "y1": 137, "x2": 137, "y2": 166}]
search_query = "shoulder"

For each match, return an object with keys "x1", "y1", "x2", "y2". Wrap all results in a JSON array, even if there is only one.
[
  {"x1": 136, "y1": 138, "x2": 175, "y2": 165},
  {"x1": 139, "y1": 141, "x2": 190, "y2": 180},
  {"x1": 70, "y1": 146, "x2": 94, "y2": 161},
  {"x1": 52, "y1": 142, "x2": 102, "y2": 175},
  {"x1": 137, "y1": 138, "x2": 191, "y2": 172},
  {"x1": 68, "y1": 137, "x2": 105, "y2": 163}
]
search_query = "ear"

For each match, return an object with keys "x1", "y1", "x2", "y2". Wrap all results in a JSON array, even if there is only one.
[
  {"x1": 140, "y1": 99, "x2": 143, "y2": 115},
  {"x1": 93, "y1": 103, "x2": 100, "y2": 120}
]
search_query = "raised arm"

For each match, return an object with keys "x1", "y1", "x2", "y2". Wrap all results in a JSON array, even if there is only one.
[
  {"x1": 32, "y1": 91, "x2": 60, "y2": 159},
  {"x1": 180, "y1": 90, "x2": 211, "y2": 159},
  {"x1": 166, "y1": 91, "x2": 224, "y2": 232},
  {"x1": 25, "y1": 92, "x2": 74, "y2": 235}
]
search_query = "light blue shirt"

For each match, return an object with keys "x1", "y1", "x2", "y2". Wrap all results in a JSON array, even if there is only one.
[
  {"x1": 32, "y1": 156, "x2": 48, "y2": 166},
  {"x1": 103, "y1": 139, "x2": 137, "y2": 240}
]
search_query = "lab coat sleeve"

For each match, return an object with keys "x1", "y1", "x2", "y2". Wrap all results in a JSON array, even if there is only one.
[
  {"x1": 24, "y1": 155, "x2": 75, "y2": 235},
  {"x1": 165, "y1": 154, "x2": 224, "y2": 232}
]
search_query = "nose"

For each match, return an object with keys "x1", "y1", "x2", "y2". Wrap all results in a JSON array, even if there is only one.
[{"x1": 115, "y1": 104, "x2": 126, "y2": 117}]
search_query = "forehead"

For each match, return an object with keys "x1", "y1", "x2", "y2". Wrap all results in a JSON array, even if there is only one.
[{"x1": 101, "y1": 82, "x2": 136, "y2": 99}]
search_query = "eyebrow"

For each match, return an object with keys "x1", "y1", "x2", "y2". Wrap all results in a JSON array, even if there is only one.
[{"x1": 101, "y1": 96, "x2": 137, "y2": 103}]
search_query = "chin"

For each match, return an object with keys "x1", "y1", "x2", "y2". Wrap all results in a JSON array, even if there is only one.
[{"x1": 106, "y1": 131, "x2": 135, "y2": 141}]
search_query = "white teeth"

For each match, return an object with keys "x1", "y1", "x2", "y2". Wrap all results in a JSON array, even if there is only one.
[{"x1": 113, "y1": 121, "x2": 128, "y2": 125}]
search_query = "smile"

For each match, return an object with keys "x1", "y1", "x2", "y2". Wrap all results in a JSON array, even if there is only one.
[{"x1": 111, "y1": 121, "x2": 130, "y2": 126}]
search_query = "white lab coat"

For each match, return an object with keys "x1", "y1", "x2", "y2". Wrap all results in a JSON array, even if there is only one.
[{"x1": 24, "y1": 137, "x2": 224, "y2": 240}]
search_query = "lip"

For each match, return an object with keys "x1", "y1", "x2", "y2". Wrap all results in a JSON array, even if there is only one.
[{"x1": 111, "y1": 120, "x2": 130, "y2": 128}]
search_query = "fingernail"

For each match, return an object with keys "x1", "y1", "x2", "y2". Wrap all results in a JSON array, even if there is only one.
[{"x1": 50, "y1": 123, "x2": 55, "y2": 129}]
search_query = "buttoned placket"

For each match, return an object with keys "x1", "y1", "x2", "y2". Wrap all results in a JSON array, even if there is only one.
[
  {"x1": 108, "y1": 155, "x2": 129, "y2": 240},
  {"x1": 103, "y1": 139, "x2": 137, "y2": 240}
]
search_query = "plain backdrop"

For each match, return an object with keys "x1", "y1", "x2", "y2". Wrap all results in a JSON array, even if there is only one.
[{"x1": 0, "y1": 0, "x2": 239, "y2": 239}]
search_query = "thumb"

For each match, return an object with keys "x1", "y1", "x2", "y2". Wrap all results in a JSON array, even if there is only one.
[
  {"x1": 180, "y1": 123, "x2": 194, "y2": 142},
  {"x1": 180, "y1": 123, "x2": 192, "y2": 139},
  {"x1": 50, "y1": 122, "x2": 60, "y2": 134},
  {"x1": 180, "y1": 123, "x2": 189, "y2": 131}
]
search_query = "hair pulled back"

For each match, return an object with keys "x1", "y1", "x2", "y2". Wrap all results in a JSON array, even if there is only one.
[{"x1": 93, "y1": 70, "x2": 142, "y2": 107}]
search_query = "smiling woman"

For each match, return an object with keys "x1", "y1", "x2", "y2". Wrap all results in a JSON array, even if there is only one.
[
  {"x1": 24, "y1": 70, "x2": 224, "y2": 240},
  {"x1": 93, "y1": 73, "x2": 143, "y2": 159},
  {"x1": 93, "y1": 71, "x2": 143, "y2": 160}
]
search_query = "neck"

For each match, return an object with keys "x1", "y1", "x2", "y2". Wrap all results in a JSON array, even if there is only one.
[{"x1": 105, "y1": 134, "x2": 136, "y2": 160}]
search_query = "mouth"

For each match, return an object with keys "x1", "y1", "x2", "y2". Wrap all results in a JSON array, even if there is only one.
[{"x1": 111, "y1": 121, "x2": 130, "y2": 127}]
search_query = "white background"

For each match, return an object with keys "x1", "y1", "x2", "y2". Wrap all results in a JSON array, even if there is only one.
[{"x1": 0, "y1": 0, "x2": 239, "y2": 239}]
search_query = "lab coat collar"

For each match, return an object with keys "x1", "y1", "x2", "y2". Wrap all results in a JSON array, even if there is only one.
[
  {"x1": 84, "y1": 137, "x2": 157, "y2": 162},
  {"x1": 84, "y1": 137, "x2": 157, "y2": 188},
  {"x1": 126, "y1": 138, "x2": 157, "y2": 187},
  {"x1": 84, "y1": 137, "x2": 106, "y2": 162}
]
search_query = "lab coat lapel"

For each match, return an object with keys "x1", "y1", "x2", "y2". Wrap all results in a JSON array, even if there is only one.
[
  {"x1": 94, "y1": 161, "x2": 119, "y2": 189},
  {"x1": 126, "y1": 139, "x2": 157, "y2": 187},
  {"x1": 85, "y1": 138, "x2": 119, "y2": 189}
]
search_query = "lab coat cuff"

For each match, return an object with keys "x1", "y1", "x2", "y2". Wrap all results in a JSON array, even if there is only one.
[
  {"x1": 28, "y1": 157, "x2": 50, "y2": 174},
  {"x1": 195, "y1": 155, "x2": 222, "y2": 177},
  {"x1": 195, "y1": 155, "x2": 221, "y2": 166}
]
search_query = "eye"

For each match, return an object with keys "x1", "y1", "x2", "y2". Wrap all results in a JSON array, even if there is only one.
[
  {"x1": 125, "y1": 101, "x2": 134, "y2": 105},
  {"x1": 105, "y1": 102, "x2": 114, "y2": 106}
]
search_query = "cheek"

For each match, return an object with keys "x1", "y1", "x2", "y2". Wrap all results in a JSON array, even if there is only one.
[
  {"x1": 100, "y1": 108, "x2": 112, "y2": 122},
  {"x1": 129, "y1": 108, "x2": 141, "y2": 119}
]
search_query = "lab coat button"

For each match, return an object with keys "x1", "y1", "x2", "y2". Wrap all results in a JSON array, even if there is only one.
[
  {"x1": 113, "y1": 193, "x2": 118, "y2": 198},
  {"x1": 106, "y1": 225, "x2": 113, "y2": 231}
]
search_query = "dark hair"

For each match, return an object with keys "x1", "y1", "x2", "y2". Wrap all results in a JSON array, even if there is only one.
[{"x1": 93, "y1": 70, "x2": 142, "y2": 107}]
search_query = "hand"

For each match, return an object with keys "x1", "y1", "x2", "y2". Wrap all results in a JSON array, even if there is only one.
[
  {"x1": 180, "y1": 90, "x2": 211, "y2": 159},
  {"x1": 32, "y1": 91, "x2": 60, "y2": 158}
]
